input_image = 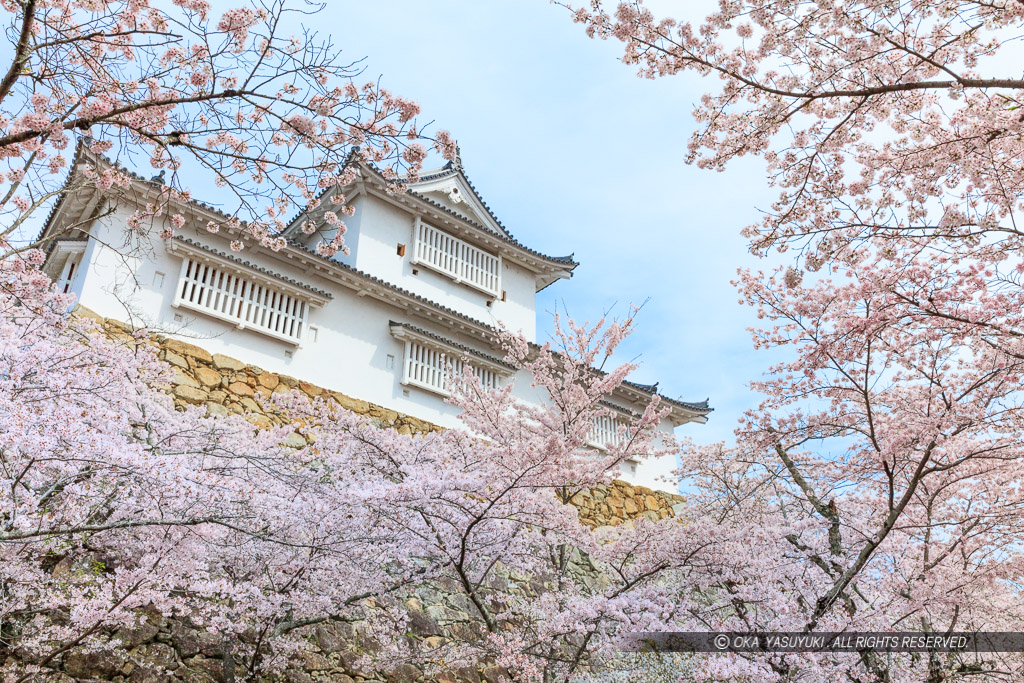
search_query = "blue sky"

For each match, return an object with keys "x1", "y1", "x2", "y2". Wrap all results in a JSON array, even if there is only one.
[
  {"x1": 7, "y1": 0, "x2": 786, "y2": 448},
  {"x1": 324, "y1": 1, "x2": 781, "y2": 446}
]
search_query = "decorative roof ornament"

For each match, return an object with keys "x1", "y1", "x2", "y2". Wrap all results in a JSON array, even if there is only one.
[
  {"x1": 150, "y1": 169, "x2": 166, "y2": 184},
  {"x1": 452, "y1": 143, "x2": 463, "y2": 171}
]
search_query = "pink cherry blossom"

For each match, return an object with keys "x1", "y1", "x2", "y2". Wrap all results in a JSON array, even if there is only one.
[
  {"x1": 565, "y1": 1, "x2": 1024, "y2": 678},
  {"x1": 0, "y1": 0, "x2": 441, "y2": 259}
]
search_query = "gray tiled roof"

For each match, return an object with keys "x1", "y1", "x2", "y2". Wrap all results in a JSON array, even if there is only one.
[
  {"x1": 40, "y1": 142, "x2": 707, "y2": 418},
  {"x1": 286, "y1": 239, "x2": 500, "y2": 328},
  {"x1": 174, "y1": 237, "x2": 332, "y2": 299},
  {"x1": 363, "y1": 161, "x2": 579, "y2": 268},
  {"x1": 388, "y1": 321, "x2": 517, "y2": 371},
  {"x1": 412, "y1": 162, "x2": 578, "y2": 265},
  {"x1": 284, "y1": 237, "x2": 708, "y2": 417},
  {"x1": 621, "y1": 380, "x2": 711, "y2": 413},
  {"x1": 284, "y1": 240, "x2": 708, "y2": 415}
]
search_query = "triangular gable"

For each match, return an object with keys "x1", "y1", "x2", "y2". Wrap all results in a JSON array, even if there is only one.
[{"x1": 409, "y1": 165, "x2": 511, "y2": 239}]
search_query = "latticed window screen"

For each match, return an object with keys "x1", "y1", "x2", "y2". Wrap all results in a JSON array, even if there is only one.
[
  {"x1": 414, "y1": 221, "x2": 500, "y2": 296},
  {"x1": 174, "y1": 257, "x2": 308, "y2": 344},
  {"x1": 588, "y1": 414, "x2": 632, "y2": 449},
  {"x1": 402, "y1": 340, "x2": 500, "y2": 396}
]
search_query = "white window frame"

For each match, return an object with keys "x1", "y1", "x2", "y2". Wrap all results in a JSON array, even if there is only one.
[
  {"x1": 56, "y1": 253, "x2": 82, "y2": 295},
  {"x1": 48, "y1": 240, "x2": 88, "y2": 295},
  {"x1": 588, "y1": 412, "x2": 633, "y2": 450},
  {"x1": 168, "y1": 241, "x2": 328, "y2": 346},
  {"x1": 411, "y1": 218, "x2": 501, "y2": 297},
  {"x1": 390, "y1": 323, "x2": 509, "y2": 397}
]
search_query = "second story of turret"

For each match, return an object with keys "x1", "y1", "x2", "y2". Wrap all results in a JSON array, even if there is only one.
[{"x1": 287, "y1": 156, "x2": 578, "y2": 342}]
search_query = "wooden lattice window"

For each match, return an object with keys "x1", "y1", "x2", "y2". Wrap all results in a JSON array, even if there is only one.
[
  {"x1": 413, "y1": 221, "x2": 500, "y2": 296},
  {"x1": 401, "y1": 340, "x2": 500, "y2": 396},
  {"x1": 173, "y1": 256, "x2": 309, "y2": 345},
  {"x1": 588, "y1": 414, "x2": 632, "y2": 449}
]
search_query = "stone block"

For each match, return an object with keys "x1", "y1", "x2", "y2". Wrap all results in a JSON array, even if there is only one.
[
  {"x1": 105, "y1": 318, "x2": 134, "y2": 333},
  {"x1": 119, "y1": 607, "x2": 164, "y2": 648},
  {"x1": 313, "y1": 623, "x2": 349, "y2": 653},
  {"x1": 332, "y1": 392, "x2": 370, "y2": 414},
  {"x1": 423, "y1": 636, "x2": 445, "y2": 649},
  {"x1": 164, "y1": 339, "x2": 213, "y2": 363},
  {"x1": 134, "y1": 642, "x2": 179, "y2": 671},
  {"x1": 257, "y1": 372, "x2": 279, "y2": 390},
  {"x1": 296, "y1": 651, "x2": 330, "y2": 671},
  {"x1": 323, "y1": 674, "x2": 356, "y2": 683},
  {"x1": 174, "y1": 385, "x2": 207, "y2": 404},
  {"x1": 195, "y1": 631, "x2": 224, "y2": 659},
  {"x1": 281, "y1": 432, "x2": 307, "y2": 448},
  {"x1": 73, "y1": 304, "x2": 104, "y2": 321},
  {"x1": 194, "y1": 366, "x2": 222, "y2": 388},
  {"x1": 406, "y1": 609, "x2": 441, "y2": 637},
  {"x1": 481, "y1": 666, "x2": 511, "y2": 683},
  {"x1": 239, "y1": 397, "x2": 261, "y2": 412},
  {"x1": 65, "y1": 647, "x2": 124, "y2": 679},
  {"x1": 183, "y1": 655, "x2": 226, "y2": 683},
  {"x1": 169, "y1": 621, "x2": 201, "y2": 659},
  {"x1": 454, "y1": 667, "x2": 481, "y2": 683},
  {"x1": 227, "y1": 381, "x2": 254, "y2": 397},
  {"x1": 179, "y1": 666, "x2": 218, "y2": 683},
  {"x1": 205, "y1": 402, "x2": 229, "y2": 418},
  {"x1": 384, "y1": 663, "x2": 421, "y2": 682},
  {"x1": 162, "y1": 350, "x2": 189, "y2": 369},
  {"x1": 171, "y1": 368, "x2": 200, "y2": 388},
  {"x1": 246, "y1": 414, "x2": 273, "y2": 429},
  {"x1": 211, "y1": 353, "x2": 245, "y2": 371}
]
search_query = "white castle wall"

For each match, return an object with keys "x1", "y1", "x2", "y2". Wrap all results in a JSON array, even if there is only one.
[{"x1": 67, "y1": 198, "x2": 682, "y2": 492}]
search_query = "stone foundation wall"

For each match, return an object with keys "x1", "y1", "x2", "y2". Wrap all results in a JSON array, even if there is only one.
[
  {"x1": 87, "y1": 309, "x2": 684, "y2": 528},
  {"x1": 569, "y1": 481, "x2": 683, "y2": 527},
  {"x1": 6, "y1": 310, "x2": 689, "y2": 682}
]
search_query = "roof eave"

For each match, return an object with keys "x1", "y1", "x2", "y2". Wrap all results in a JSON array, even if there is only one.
[{"x1": 358, "y1": 163, "x2": 579, "y2": 273}]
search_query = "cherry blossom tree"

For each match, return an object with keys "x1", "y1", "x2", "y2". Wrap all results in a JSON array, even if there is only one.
[
  {"x1": 562, "y1": 1, "x2": 1024, "y2": 680},
  {"x1": 311, "y1": 311, "x2": 723, "y2": 682},
  {"x1": 0, "y1": 261, "x2": 727, "y2": 682},
  {"x1": 0, "y1": 0, "x2": 456, "y2": 258},
  {"x1": 675, "y1": 265, "x2": 1024, "y2": 680},
  {"x1": 0, "y1": 255, "x2": 429, "y2": 681}
]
